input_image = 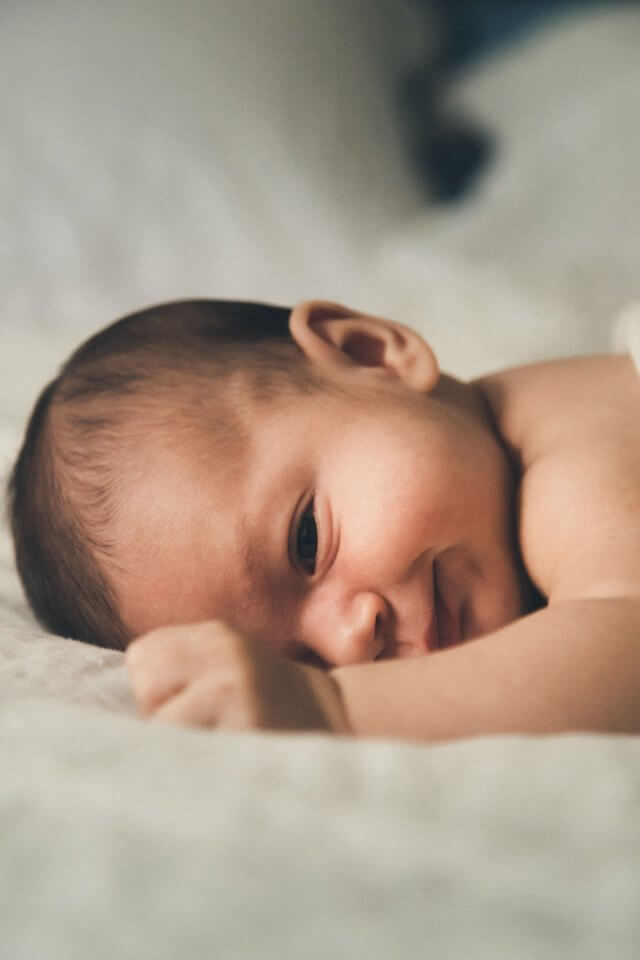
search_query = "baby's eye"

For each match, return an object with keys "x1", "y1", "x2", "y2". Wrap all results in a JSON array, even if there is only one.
[{"x1": 296, "y1": 501, "x2": 317, "y2": 575}]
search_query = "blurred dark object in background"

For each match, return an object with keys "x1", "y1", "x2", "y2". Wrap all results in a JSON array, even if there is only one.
[
  {"x1": 401, "y1": 61, "x2": 492, "y2": 205},
  {"x1": 433, "y1": 0, "x2": 636, "y2": 69},
  {"x1": 406, "y1": 0, "x2": 638, "y2": 203}
]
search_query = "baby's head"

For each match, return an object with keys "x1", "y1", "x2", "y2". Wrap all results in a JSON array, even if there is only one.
[{"x1": 9, "y1": 299, "x2": 529, "y2": 663}]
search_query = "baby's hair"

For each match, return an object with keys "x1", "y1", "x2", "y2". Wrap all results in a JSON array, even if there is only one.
[{"x1": 7, "y1": 299, "x2": 321, "y2": 651}]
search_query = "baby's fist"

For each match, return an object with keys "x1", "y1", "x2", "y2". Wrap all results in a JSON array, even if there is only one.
[{"x1": 125, "y1": 620, "x2": 348, "y2": 734}]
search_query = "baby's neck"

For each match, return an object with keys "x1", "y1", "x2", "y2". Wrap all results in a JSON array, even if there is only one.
[{"x1": 434, "y1": 373, "x2": 495, "y2": 431}]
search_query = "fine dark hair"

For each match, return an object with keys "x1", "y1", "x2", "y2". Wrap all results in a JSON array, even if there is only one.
[{"x1": 7, "y1": 299, "x2": 316, "y2": 651}]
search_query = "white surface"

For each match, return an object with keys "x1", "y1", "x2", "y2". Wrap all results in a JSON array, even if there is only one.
[
  {"x1": 2, "y1": 693, "x2": 640, "y2": 960},
  {"x1": 1, "y1": 4, "x2": 640, "y2": 958}
]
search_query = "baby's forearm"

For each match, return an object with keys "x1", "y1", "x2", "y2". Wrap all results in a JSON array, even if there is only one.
[{"x1": 330, "y1": 597, "x2": 640, "y2": 742}]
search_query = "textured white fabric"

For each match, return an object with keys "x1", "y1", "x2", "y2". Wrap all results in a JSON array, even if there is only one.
[
  {"x1": 2, "y1": 694, "x2": 640, "y2": 960},
  {"x1": 1, "y1": 5, "x2": 640, "y2": 958}
]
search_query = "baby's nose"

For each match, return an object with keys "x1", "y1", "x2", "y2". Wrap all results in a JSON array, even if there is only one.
[{"x1": 307, "y1": 591, "x2": 387, "y2": 667}]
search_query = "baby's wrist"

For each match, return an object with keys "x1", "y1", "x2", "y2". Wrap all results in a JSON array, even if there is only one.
[{"x1": 303, "y1": 665, "x2": 351, "y2": 735}]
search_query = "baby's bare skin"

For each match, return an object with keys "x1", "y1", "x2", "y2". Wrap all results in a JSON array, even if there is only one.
[
  {"x1": 328, "y1": 352, "x2": 640, "y2": 740},
  {"x1": 126, "y1": 303, "x2": 640, "y2": 741}
]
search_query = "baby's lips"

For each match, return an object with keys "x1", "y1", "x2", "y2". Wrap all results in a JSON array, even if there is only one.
[
  {"x1": 434, "y1": 588, "x2": 461, "y2": 650},
  {"x1": 423, "y1": 612, "x2": 440, "y2": 653},
  {"x1": 374, "y1": 636, "x2": 396, "y2": 661},
  {"x1": 431, "y1": 560, "x2": 458, "y2": 652},
  {"x1": 422, "y1": 564, "x2": 442, "y2": 653}
]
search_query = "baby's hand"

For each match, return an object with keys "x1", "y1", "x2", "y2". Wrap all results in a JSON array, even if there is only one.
[{"x1": 125, "y1": 620, "x2": 349, "y2": 734}]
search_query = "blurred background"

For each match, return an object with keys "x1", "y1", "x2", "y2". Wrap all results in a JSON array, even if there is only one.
[{"x1": 1, "y1": 0, "x2": 639, "y2": 435}]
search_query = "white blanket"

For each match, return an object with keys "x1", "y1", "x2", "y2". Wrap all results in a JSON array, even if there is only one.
[{"x1": 2, "y1": 5, "x2": 640, "y2": 958}]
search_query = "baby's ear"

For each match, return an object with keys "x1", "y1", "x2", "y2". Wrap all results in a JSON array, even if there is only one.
[{"x1": 289, "y1": 300, "x2": 439, "y2": 393}]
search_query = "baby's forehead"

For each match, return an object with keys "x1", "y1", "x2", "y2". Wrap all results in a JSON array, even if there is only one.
[{"x1": 125, "y1": 381, "x2": 248, "y2": 477}]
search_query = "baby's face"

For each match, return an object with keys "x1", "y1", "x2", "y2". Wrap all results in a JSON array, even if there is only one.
[{"x1": 111, "y1": 368, "x2": 529, "y2": 666}]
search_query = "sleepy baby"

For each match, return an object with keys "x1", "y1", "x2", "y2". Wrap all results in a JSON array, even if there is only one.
[{"x1": 7, "y1": 299, "x2": 640, "y2": 740}]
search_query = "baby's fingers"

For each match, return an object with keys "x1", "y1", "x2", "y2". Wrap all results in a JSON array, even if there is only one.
[
  {"x1": 125, "y1": 628, "x2": 196, "y2": 714},
  {"x1": 153, "y1": 677, "x2": 258, "y2": 730}
]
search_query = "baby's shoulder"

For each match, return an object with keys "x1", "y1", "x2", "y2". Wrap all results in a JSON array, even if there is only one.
[
  {"x1": 476, "y1": 354, "x2": 640, "y2": 602},
  {"x1": 476, "y1": 353, "x2": 638, "y2": 460}
]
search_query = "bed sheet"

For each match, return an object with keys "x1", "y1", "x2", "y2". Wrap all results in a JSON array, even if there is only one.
[{"x1": 2, "y1": 692, "x2": 640, "y2": 960}]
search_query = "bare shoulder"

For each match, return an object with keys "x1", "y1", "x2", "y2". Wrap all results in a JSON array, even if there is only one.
[{"x1": 475, "y1": 354, "x2": 640, "y2": 601}]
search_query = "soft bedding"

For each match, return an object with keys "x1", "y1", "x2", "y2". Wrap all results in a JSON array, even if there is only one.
[{"x1": 2, "y1": 4, "x2": 640, "y2": 958}]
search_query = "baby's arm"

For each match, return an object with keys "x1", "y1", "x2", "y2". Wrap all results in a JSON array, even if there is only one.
[
  {"x1": 330, "y1": 597, "x2": 640, "y2": 740},
  {"x1": 126, "y1": 595, "x2": 640, "y2": 741}
]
